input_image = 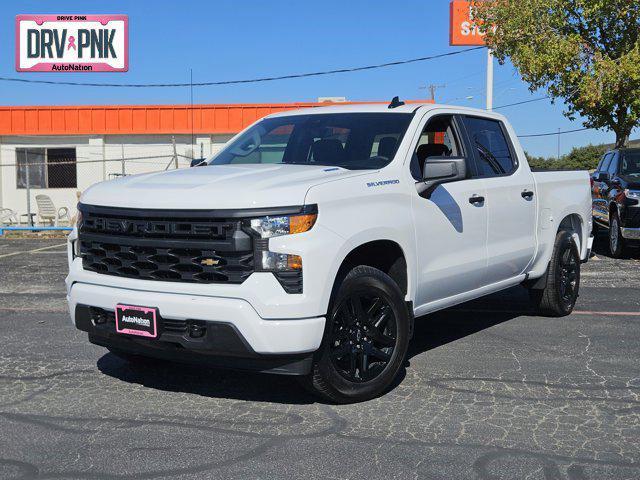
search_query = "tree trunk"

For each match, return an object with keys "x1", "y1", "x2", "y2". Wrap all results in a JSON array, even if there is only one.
[
  {"x1": 614, "y1": 104, "x2": 631, "y2": 149},
  {"x1": 615, "y1": 133, "x2": 629, "y2": 149},
  {"x1": 615, "y1": 130, "x2": 630, "y2": 149}
]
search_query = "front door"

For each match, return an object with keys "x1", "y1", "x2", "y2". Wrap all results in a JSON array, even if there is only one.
[
  {"x1": 592, "y1": 153, "x2": 613, "y2": 225},
  {"x1": 410, "y1": 113, "x2": 488, "y2": 309}
]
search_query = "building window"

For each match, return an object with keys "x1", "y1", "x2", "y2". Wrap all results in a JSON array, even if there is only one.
[{"x1": 16, "y1": 147, "x2": 77, "y2": 189}]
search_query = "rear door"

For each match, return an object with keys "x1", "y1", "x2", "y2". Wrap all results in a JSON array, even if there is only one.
[{"x1": 461, "y1": 115, "x2": 537, "y2": 285}]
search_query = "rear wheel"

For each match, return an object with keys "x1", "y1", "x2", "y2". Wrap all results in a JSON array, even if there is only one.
[
  {"x1": 305, "y1": 265, "x2": 410, "y2": 403},
  {"x1": 609, "y1": 211, "x2": 626, "y2": 258},
  {"x1": 529, "y1": 230, "x2": 581, "y2": 317}
]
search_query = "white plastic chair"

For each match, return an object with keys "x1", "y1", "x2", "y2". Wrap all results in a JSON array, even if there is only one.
[
  {"x1": 35, "y1": 195, "x2": 71, "y2": 226},
  {"x1": 0, "y1": 208, "x2": 18, "y2": 226}
]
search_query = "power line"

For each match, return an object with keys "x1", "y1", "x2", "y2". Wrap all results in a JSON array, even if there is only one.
[
  {"x1": 494, "y1": 95, "x2": 550, "y2": 109},
  {"x1": 0, "y1": 47, "x2": 484, "y2": 88},
  {"x1": 518, "y1": 127, "x2": 590, "y2": 138}
]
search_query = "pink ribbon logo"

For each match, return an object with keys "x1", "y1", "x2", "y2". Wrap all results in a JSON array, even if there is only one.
[{"x1": 67, "y1": 36, "x2": 77, "y2": 50}]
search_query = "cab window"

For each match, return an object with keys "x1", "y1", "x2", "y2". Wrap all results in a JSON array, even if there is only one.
[
  {"x1": 463, "y1": 116, "x2": 516, "y2": 177},
  {"x1": 607, "y1": 153, "x2": 619, "y2": 175},
  {"x1": 599, "y1": 153, "x2": 613, "y2": 173},
  {"x1": 410, "y1": 115, "x2": 462, "y2": 181}
]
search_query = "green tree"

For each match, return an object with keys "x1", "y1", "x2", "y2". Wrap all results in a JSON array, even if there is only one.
[
  {"x1": 526, "y1": 143, "x2": 608, "y2": 170},
  {"x1": 562, "y1": 143, "x2": 608, "y2": 170},
  {"x1": 472, "y1": 0, "x2": 640, "y2": 148}
]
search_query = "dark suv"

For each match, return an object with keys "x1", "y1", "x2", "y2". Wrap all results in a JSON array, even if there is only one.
[{"x1": 591, "y1": 148, "x2": 640, "y2": 257}]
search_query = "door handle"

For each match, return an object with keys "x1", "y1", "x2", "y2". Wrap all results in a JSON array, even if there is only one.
[
  {"x1": 521, "y1": 190, "x2": 534, "y2": 200},
  {"x1": 468, "y1": 195, "x2": 485, "y2": 205}
]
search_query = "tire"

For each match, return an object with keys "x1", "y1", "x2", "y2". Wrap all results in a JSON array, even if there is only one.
[
  {"x1": 304, "y1": 265, "x2": 411, "y2": 403},
  {"x1": 609, "y1": 210, "x2": 626, "y2": 258},
  {"x1": 529, "y1": 230, "x2": 581, "y2": 317}
]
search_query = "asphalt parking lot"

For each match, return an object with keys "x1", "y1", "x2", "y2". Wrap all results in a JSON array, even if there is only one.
[{"x1": 0, "y1": 235, "x2": 638, "y2": 479}]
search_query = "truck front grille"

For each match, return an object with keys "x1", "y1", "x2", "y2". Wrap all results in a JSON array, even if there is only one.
[
  {"x1": 78, "y1": 205, "x2": 254, "y2": 285},
  {"x1": 80, "y1": 241, "x2": 254, "y2": 283}
]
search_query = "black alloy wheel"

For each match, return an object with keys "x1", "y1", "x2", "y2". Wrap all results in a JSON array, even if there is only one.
[
  {"x1": 329, "y1": 294, "x2": 397, "y2": 383},
  {"x1": 529, "y1": 229, "x2": 581, "y2": 317},
  {"x1": 304, "y1": 265, "x2": 410, "y2": 403},
  {"x1": 557, "y1": 243, "x2": 579, "y2": 310}
]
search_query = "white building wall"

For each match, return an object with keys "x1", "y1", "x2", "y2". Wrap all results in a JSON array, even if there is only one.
[{"x1": 0, "y1": 133, "x2": 231, "y2": 223}]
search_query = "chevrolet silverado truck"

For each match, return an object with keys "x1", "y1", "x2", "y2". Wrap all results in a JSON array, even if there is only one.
[
  {"x1": 591, "y1": 147, "x2": 640, "y2": 257},
  {"x1": 67, "y1": 100, "x2": 593, "y2": 403}
]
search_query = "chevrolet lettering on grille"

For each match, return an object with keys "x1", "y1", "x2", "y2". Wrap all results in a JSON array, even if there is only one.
[{"x1": 86, "y1": 217, "x2": 229, "y2": 237}]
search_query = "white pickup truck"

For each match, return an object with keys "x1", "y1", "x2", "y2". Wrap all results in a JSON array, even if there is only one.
[{"x1": 67, "y1": 100, "x2": 593, "y2": 402}]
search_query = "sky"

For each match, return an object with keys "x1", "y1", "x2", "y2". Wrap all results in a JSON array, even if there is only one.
[{"x1": 0, "y1": 0, "x2": 632, "y2": 157}]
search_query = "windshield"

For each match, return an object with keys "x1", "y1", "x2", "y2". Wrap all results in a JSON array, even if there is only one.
[
  {"x1": 620, "y1": 151, "x2": 640, "y2": 176},
  {"x1": 208, "y1": 112, "x2": 413, "y2": 170}
]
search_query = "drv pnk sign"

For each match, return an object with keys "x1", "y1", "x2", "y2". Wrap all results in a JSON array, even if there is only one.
[{"x1": 16, "y1": 15, "x2": 128, "y2": 72}]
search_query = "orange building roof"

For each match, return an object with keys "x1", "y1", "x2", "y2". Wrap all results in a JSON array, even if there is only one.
[{"x1": 0, "y1": 100, "x2": 431, "y2": 136}]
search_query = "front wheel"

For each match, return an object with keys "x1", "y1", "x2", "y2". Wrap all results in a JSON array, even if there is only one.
[
  {"x1": 529, "y1": 230, "x2": 581, "y2": 317},
  {"x1": 305, "y1": 265, "x2": 411, "y2": 403},
  {"x1": 609, "y1": 211, "x2": 626, "y2": 258}
]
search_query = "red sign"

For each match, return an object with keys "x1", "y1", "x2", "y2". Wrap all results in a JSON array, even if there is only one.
[{"x1": 449, "y1": 1, "x2": 495, "y2": 46}]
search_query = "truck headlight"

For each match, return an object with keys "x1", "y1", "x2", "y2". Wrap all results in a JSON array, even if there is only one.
[
  {"x1": 260, "y1": 251, "x2": 302, "y2": 271},
  {"x1": 624, "y1": 189, "x2": 640, "y2": 199},
  {"x1": 249, "y1": 213, "x2": 317, "y2": 238}
]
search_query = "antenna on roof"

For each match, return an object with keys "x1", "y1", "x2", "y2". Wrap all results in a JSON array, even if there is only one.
[{"x1": 388, "y1": 96, "x2": 405, "y2": 109}]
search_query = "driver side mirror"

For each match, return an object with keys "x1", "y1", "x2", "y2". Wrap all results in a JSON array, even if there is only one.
[
  {"x1": 594, "y1": 172, "x2": 609, "y2": 182},
  {"x1": 190, "y1": 158, "x2": 207, "y2": 167},
  {"x1": 417, "y1": 156, "x2": 467, "y2": 198}
]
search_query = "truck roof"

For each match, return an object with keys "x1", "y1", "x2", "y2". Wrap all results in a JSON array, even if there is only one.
[{"x1": 266, "y1": 102, "x2": 508, "y2": 121}]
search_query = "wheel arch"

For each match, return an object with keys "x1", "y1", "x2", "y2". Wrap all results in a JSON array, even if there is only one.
[
  {"x1": 558, "y1": 213, "x2": 584, "y2": 253},
  {"x1": 333, "y1": 239, "x2": 408, "y2": 295},
  {"x1": 326, "y1": 239, "x2": 414, "y2": 338},
  {"x1": 609, "y1": 201, "x2": 621, "y2": 223}
]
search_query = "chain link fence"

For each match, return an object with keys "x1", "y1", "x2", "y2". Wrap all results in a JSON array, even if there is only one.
[{"x1": 1, "y1": 140, "x2": 202, "y2": 227}]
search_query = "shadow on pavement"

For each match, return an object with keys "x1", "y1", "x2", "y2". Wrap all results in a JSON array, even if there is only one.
[
  {"x1": 97, "y1": 352, "x2": 317, "y2": 404},
  {"x1": 97, "y1": 287, "x2": 534, "y2": 404}
]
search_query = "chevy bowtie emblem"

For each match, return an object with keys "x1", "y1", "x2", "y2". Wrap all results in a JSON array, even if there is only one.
[{"x1": 201, "y1": 258, "x2": 219, "y2": 266}]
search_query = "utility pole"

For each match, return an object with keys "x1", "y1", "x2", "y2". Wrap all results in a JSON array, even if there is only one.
[
  {"x1": 420, "y1": 84, "x2": 446, "y2": 102},
  {"x1": 557, "y1": 128, "x2": 561, "y2": 160},
  {"x1": 121, "y1": 144, "x2": 125, "y2": 176},
  {"x1": 190, "y1": 68, "x2": 195, "y2": 162},
  {"x1": 486, "y1": 48, "x2": 494, "y2": 110},
  {"x1": 172, "y1": 136, "x2": 178, "y2": 169}
]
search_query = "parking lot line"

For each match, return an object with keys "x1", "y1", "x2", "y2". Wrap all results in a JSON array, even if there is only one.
[
  {"x1": 454, "y1": 308, "x2": 640, "y2": 316},
  {"x1": 572, "y1": 310, "x2": 640, "y2": 316},
  {"x1": 0, "y1": 243, "x2": 66, "y2": 260}
]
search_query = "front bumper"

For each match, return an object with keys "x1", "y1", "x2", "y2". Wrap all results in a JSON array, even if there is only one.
[
  {"x1": 621, "y1": 227, "x2": 640, "y2": 240},
  {"x1": 619, "y1": 198, "x2": 640, "y2": 240},
  {"x1": 621, "y1": 204, "x2": 640, "y2": 229},
  {"x1": 68, "y1": 282, "x2": 325, "y2": 373}
]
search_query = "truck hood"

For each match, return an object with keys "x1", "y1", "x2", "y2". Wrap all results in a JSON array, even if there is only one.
[{"x1": 81, "y1": 164, "x2": 368, "y2": 209}]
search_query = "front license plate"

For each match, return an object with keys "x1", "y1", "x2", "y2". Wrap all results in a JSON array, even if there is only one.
[{"x1": 115, "y1": 304, "x2": 158, "y2": 338}]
